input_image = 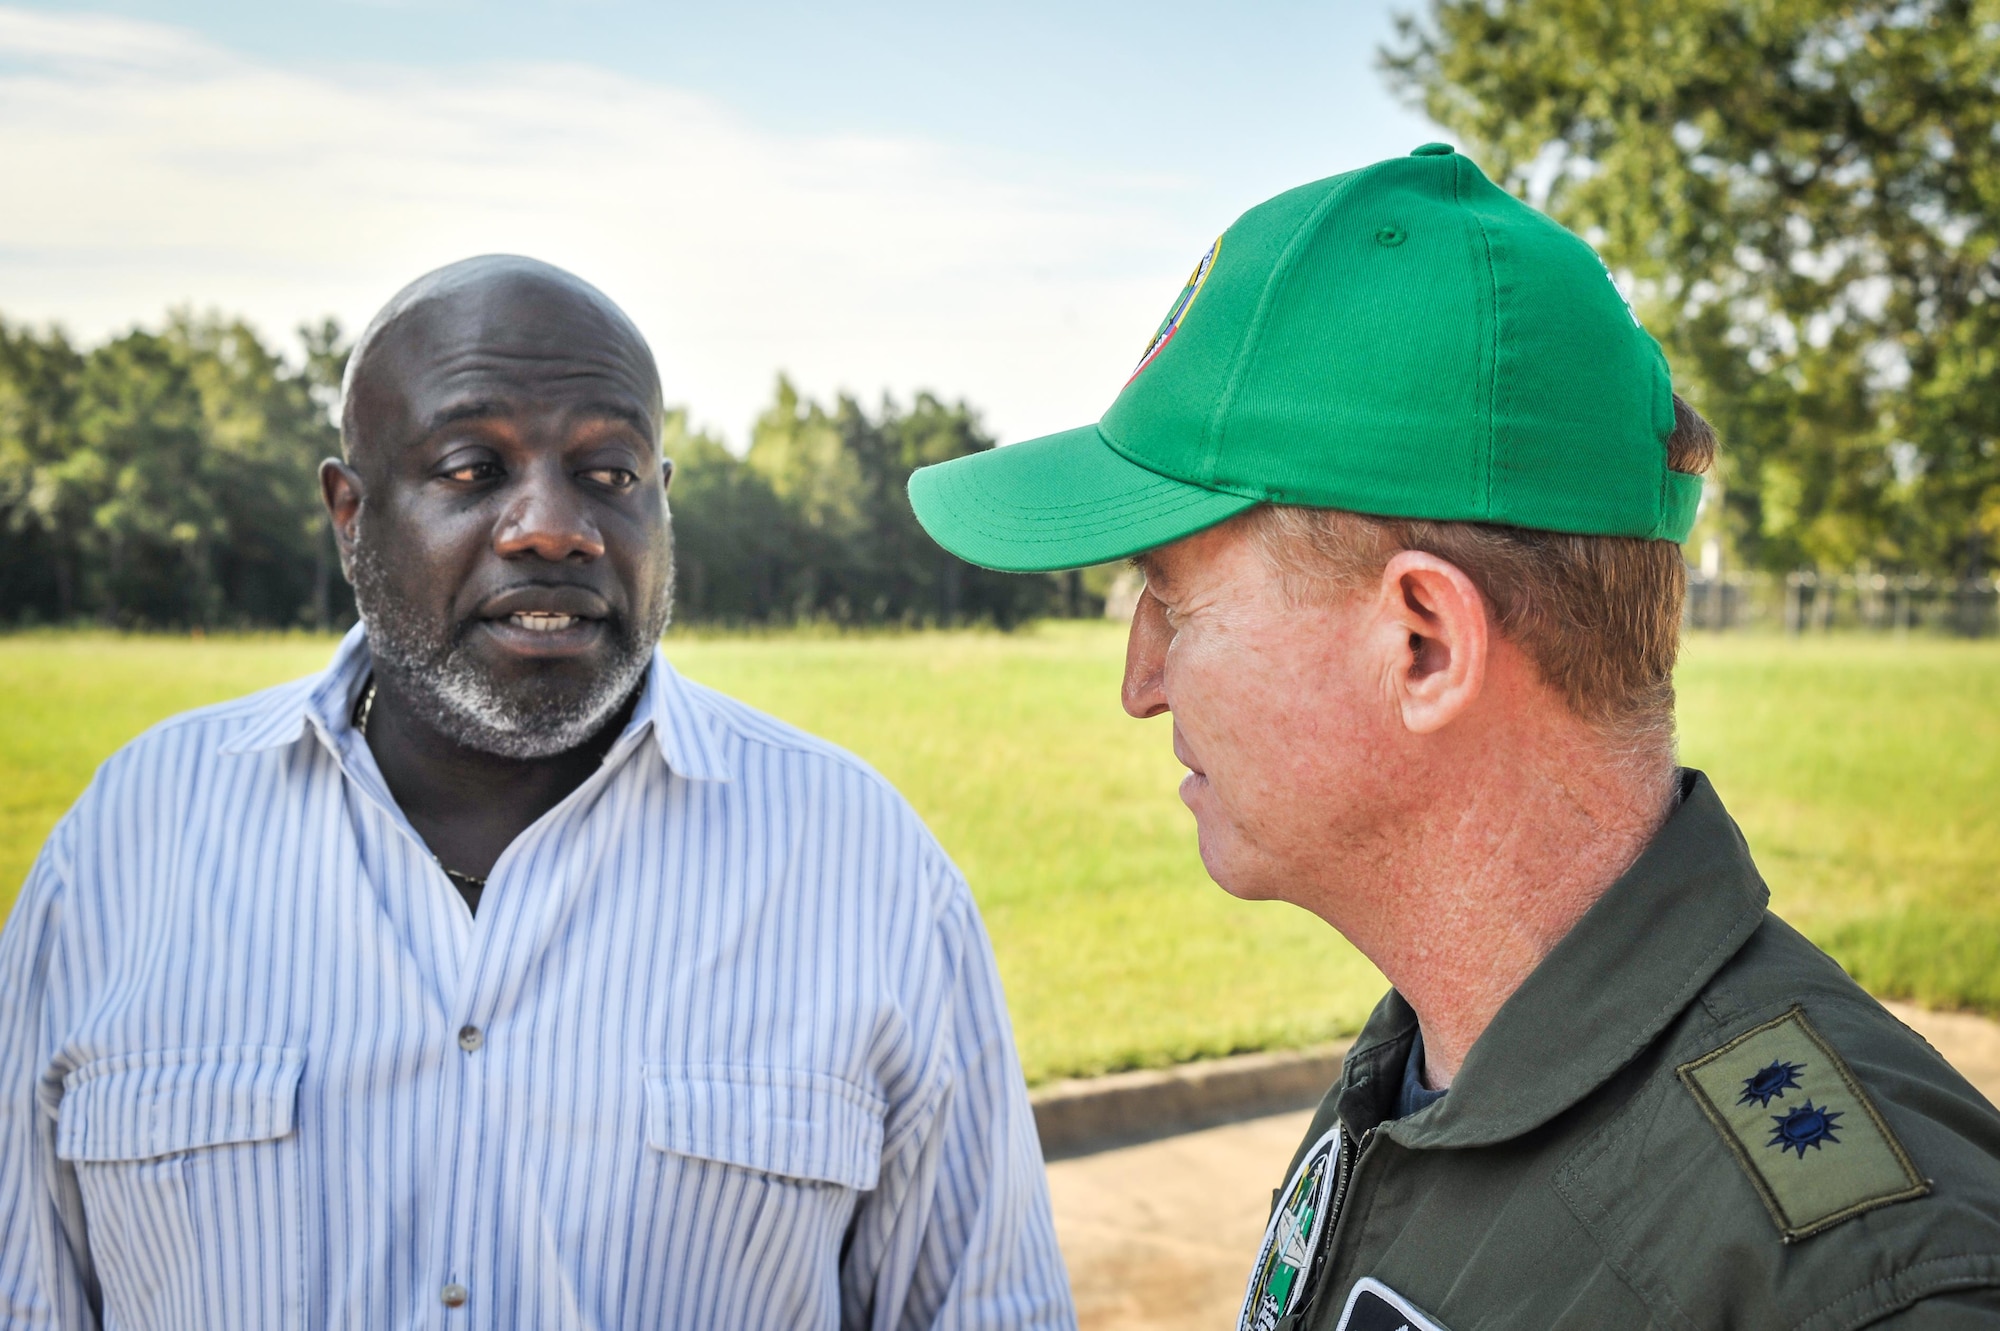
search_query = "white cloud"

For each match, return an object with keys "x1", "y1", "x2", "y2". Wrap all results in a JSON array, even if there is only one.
[{"x1": 0, "y1": 7, "x2": 1203, "y2": 443}]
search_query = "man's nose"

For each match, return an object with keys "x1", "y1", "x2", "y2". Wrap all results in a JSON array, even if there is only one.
[
  {"x1": 493, "y1": 465, "x2": 605, "y2": 563},
  {"x1": 1121, "y1": 586, "x2": 1171, "y2": 719}
]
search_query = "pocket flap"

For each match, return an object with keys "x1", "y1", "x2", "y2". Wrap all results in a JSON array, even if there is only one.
[
  {"x1": 644, "y1": 1065, "x2": 885, "y2": 1191},
  {"x1": 57, "y1": 1047, "x2": 305, "y2": 1163}
]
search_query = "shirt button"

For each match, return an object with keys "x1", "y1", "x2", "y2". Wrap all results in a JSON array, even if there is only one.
[
  {"x1": 441, "y1": 1283, "x2": 468, "y2": 1307},
  {"x1": 457, "y1": 1026, "x2": 483, "y2": 1053}
]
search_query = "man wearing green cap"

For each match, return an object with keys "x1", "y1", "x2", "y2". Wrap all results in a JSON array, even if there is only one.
[{"x1": 909, "y1": 145, "x2": 2000, "y2": 1329}]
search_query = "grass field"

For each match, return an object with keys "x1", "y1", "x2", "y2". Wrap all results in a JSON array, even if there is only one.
[{"x1": 4, "y1": 626, "x2": 1997, "y2": 1083}]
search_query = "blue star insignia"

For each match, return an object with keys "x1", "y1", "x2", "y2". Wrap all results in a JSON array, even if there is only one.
[
  {"x1": 1768, "y1": 1101, "x2": 1844, "y2": 1157},
  {"x1": 1739, "y1": 1059, "x2": 1806, "y2": 1107}
]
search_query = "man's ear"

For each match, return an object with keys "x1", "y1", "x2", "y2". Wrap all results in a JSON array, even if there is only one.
[
  {"x1": 1375, "y1": 550, "x2": 1490, "y2": 735},
  {"x1": 319, "y1": 458, "x2": 364, "y2": 577},
  {"x1": 661, "y1": 456, "x2": 675, "y2": 496}
]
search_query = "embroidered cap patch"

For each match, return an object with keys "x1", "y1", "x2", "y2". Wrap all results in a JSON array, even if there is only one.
[
  {"x1": 1678, "y1": 1005, "x2": 1928, "y2": 1241},
  {"x1": 1129, "y1": 235, "x2": 1221, "y2": 383},
  {"x1": 1238, "y1": 1124, "x2": 1338, "y2": 1331},
  {"x1": 1333, "y1": 1276, "x2": 1450, "y2": 1331}
]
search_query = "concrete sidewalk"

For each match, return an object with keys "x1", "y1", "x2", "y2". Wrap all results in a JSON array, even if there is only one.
[{"x1": 1046, "y1": 1001, "x2": 2000, "y2": 1331}]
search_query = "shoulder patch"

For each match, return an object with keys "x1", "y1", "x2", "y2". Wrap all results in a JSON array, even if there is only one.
[{"x1": 1678, "y1": 1005, "x2": 1928, "y2": 1241}]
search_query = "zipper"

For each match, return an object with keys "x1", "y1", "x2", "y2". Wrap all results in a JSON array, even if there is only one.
[
  {"x1": 1327, "y1": 1126, "x2": 1359, "y2": 1236},
  {"x1": 1291, "y1": 1124, "x2": 1375, "y2": 1328}
]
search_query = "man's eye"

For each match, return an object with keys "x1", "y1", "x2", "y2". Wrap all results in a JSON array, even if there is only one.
[
  {"x1": 582, "y1": 468, "x2": 638, "y2": 489},
  {"x1": 440, "y1": 459, "x2": 501, "y2": 483}
]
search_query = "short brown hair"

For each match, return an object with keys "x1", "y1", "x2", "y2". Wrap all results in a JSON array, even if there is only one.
[{"x1": 1246, "y1": 395, "x2": 1717, "y2": 744}]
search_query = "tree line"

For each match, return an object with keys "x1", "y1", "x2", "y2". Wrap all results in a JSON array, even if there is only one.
[
  {"x1": 0, "y1": 314, "x2": 350, "y2": 630},
  {"x1": 0, "y1": 315, "x2": 1084, "y2": 630}
]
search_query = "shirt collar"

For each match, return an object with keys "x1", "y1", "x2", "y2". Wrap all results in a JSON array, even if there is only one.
[
  {"x1": 632, "y1": 647, "x2": 733, "y2": 782},
  {"x1": 1347, "y1": 769, "x2": 1769, "y2": 1150},
  {"x1": 220, "y1": 625, "x2": 732, "y2": 783}
]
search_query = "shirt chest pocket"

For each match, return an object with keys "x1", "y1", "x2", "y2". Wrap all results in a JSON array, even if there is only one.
[
  {"x1": 642, "y1": 1064, "x2": 886, "y2": 1191},
  {"x1": 639, "y1": 1067, "x2": 887, "y2": 1323},
  {"x1": 57, "y1": 1047, "x2": 307, "y2": 1331}
]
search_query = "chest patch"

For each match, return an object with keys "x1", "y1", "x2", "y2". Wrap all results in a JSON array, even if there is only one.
[
  {"x1": 1237, "y1": 1124, "x2": 1339, "y2": 1331},
  {"x1": 1333, "y1": 1277, "x2": 1450, "y2": 1331},
  {"x1": 1677, "y1": 1005, "x2": 1928, "y2": 1241}
]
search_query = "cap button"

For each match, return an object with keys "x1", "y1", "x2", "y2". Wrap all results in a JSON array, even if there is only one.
[{"x1": 1411, "y1": 142, "x2": 1456, "y2": 157}]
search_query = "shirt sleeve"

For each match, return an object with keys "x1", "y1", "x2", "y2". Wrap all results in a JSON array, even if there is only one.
[
  {"x1": 838, "y1": 852, "x2": 1075, "y2": 1331},
  {"x1": 1864, "y1": 1290, "x2": 2000, "y2": 1327},
  {"x1": 0, "y1": 817, "x2": 98, "y2": 1330}
]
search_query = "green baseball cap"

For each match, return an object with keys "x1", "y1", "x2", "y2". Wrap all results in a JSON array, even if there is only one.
[{"x1": 908, "y1": 143, "x2": 1700, "y2": 573}]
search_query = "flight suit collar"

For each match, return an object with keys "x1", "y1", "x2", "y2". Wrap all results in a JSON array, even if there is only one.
[{"x1": 1343, "y1": 769, "x2": 1770, "y2": 1150}]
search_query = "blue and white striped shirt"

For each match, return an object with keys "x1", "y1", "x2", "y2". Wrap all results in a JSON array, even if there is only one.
[{"x1": 0, "y1": 628, "x2": 1073, "y2": 1329}]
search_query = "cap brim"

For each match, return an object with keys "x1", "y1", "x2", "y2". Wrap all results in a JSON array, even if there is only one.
[{"x1": 908, "y1": 425, "x2": 1257, "y2": 573}]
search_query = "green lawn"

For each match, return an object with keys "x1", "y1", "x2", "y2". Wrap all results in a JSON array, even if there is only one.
[
  {"x1": 1676, "y1": 638, "x2": 2000, "y2": 1016},
  {"x1": 4, "y1": 627, "x2": 1996, "y2": 1082}
]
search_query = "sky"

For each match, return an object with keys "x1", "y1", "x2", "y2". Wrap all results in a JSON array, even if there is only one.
[{"x1": 0, "y1": 1, "x2": 1442, "y2": 448}]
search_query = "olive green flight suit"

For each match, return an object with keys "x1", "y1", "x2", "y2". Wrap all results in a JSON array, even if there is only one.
[{"x1": 1249, "y1": 772, "x2": 2000, "y2": 1331}]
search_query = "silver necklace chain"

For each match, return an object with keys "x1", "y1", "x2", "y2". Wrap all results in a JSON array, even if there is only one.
[{"x1": 352, "y1": 676, "x2": 487, "y2": 895}]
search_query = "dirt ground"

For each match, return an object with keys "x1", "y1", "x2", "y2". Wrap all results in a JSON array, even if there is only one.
[{"x1": 1046, "y1": 1000, "x2": 2000, "y2": 1331}]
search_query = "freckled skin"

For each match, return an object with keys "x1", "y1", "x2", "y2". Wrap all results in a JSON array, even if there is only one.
[
  {"x1": 1120, "y1": 523, "x2": 1402, "y2": 901},
  {"x1": 320, "y1": 258, "x2": 675, "y2": 881},
  {"x1": 1120, "y1": 517, "x2": 1675, "y2": 1085}
]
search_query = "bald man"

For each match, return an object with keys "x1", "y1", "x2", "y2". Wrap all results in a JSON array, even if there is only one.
[{"x1": 0, "y1": 257, "x2": 1073, "y2": 1330}]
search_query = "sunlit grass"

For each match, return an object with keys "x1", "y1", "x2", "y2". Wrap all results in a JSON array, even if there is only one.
[
  {"x1": 0, "y1": 629, "x2": 336, "y2": 909},
  {"x1": 3, "y1": 626, "x2": 1996, "y2": 1082},
  {"x1": 1675, "y1": 635, "x2": 2000, "y2": 1014}
]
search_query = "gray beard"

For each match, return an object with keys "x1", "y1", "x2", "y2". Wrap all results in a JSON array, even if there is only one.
[{"x1": 348, "y1": 531, "x2": 673, "y2": 761}]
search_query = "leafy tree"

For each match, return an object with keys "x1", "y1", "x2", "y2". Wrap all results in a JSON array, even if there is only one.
[
  {"x1": 297, "y1": 317, "x2": 354, "y2": 628},
  {"x1": 0, "y1": 322, "x2": 85, "y2": 619},
  {"x1": 860, "y1": 389, "x2": 1062, "y2": 626},
  {"x1": 71, "y1": 330, "x2": 219, "y2": 623},
  {"x1": 677, "y1": 377, "x2": 1062, "y2": 626},
  {"x1": 664, "y1": 410, "x2": 799, "y2": 623},
  {"x1": 748, "y1": 377, "x2": 869, "y2": 543},
  {"x1": 175, "y1": 313, "x2": 348, "y2": 628},
  {"x1": 1387, "y1": 0, "x2": 2000, "y2": 578}
]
